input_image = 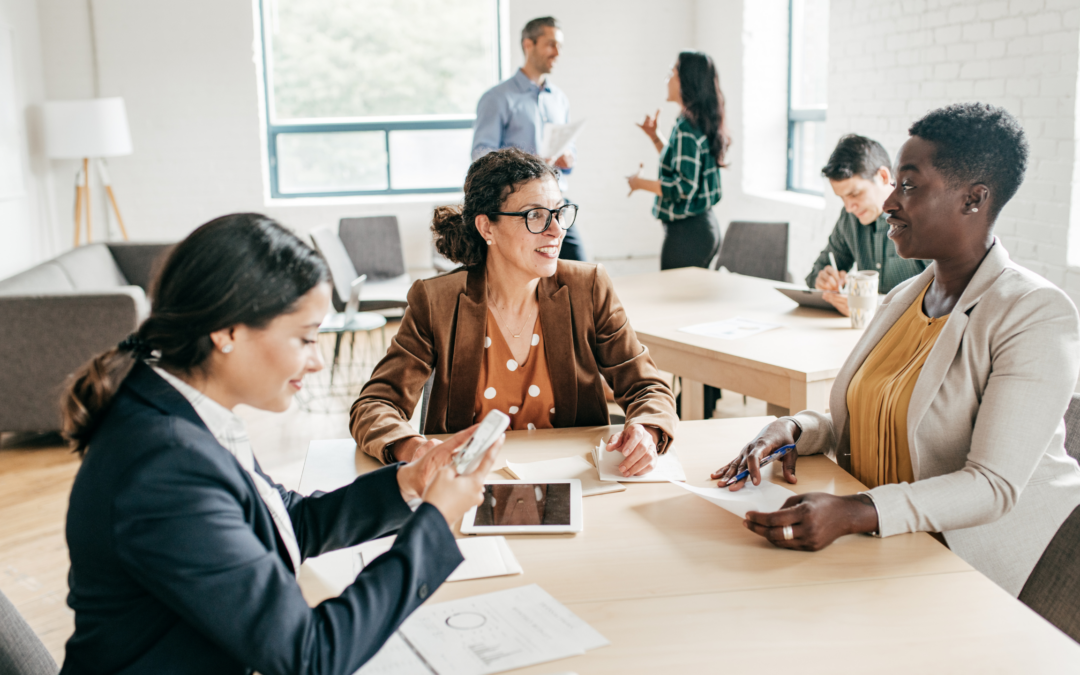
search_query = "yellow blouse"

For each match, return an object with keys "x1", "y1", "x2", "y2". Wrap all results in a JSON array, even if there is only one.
[
  {"x1": 474, "y1": 309, "x2": 556, "y2": 431},
  {"x1": 847, "y1": 283, "x2": 948, "y2": 489}
]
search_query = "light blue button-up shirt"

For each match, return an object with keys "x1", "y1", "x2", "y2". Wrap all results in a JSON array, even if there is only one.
[{"x1": 471, "y1": 69, "x2": 573, "y2": 186}]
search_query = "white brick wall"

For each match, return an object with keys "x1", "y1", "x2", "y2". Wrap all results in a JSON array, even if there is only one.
[{"x1": 828, "y1": 0, "x2": 1080, "y2": 299}]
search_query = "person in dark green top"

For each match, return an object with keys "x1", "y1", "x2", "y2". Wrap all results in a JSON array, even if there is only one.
[
  {"x1": 808, "y1": 134, "x2": 929, "y2": 315},
  {"x1": 627, "y1": 51, "x2": 730, "y2": 270}
]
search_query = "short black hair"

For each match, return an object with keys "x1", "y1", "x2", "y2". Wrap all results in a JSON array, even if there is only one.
[
  {"x1": 821, "y1": 134, "x2": 891, "y2": 181},
  {"x1": 522, "y1": 17, "x2": 558, "y2": 48},
  {"x1": 908, "y1": 103, "x2": 1028, "y2": 218}
]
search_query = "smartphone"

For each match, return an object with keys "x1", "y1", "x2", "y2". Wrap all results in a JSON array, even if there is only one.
[{"x1": 453, "y1": 410, "x2": 510, "y2": 475}]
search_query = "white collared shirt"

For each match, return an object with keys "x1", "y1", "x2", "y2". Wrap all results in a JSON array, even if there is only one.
[{"x1": 152, "y1": 366, "x2": 302, "y2": 575}]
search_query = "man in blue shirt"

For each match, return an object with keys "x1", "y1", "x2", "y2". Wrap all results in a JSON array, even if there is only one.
[{"x1": 471, "y1": 16, "x2": 586, "y2": 261}]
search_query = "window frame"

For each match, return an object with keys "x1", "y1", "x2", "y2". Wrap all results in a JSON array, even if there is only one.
[
  {"x1": 785, "y1": 0, "x2": 827, "y2": 196},
  {"x1": 257, "y1": 0, "x2": 504, "y2": 199}
]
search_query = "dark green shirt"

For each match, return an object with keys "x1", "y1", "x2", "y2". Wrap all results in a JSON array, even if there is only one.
[
  {"x1": 652, "y1": 116, "x2": 722, "y2": 221},
  {"x1": 805, "y1": 209, "x2": 929, "y2": 293}
]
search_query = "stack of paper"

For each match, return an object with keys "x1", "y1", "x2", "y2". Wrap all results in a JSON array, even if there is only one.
[
  {"x1": 592, "y1": 439, "x2": 687, "y2": 482},
  {"x1": 505, "y1": 455, "x2": 625, "y2": 497},
  {"x1": 669, "y1": 480, "x2": 796, "y2": 518},
  {"x1": 678, "y1": 317, "x2": 782, "y2": 340},
  {"x1": 359, "y1": 584, "x2": 608, "y2": 675}
]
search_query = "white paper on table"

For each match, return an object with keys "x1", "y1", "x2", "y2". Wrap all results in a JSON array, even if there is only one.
[
  {"x1": 539, "y1": 119, "x2": 586, "y2": 160},
  {"x1": 670, "y1": 480, "x2": 797, "y2": 519},
  {"x1": 505, "y1": 455, "x2": 626, "y2": 497},
  {"x1": 398, "y1": 584, "x2": 608, "y2": 675},
  {"x1": 678, "y1": 317, "x2": 782, "y2": 340},
  {"x1": 356, "y1": 633, "x2": 435, "y2": 674},
  {"x1": 592, "y1": 439, "x2": 686, "y2": 483}
]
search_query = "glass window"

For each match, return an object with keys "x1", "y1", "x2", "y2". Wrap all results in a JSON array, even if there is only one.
[
  {"x1": 259, "y1": 0, "x2": 502, "y2": 197},
  {"x1": 787, "y1": 0, "x2": 829, "y2": 194}
]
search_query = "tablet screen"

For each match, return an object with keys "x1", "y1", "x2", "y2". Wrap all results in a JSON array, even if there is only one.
[{"x1": 473, "y1": 483, "x2": 571, "y2": 527}]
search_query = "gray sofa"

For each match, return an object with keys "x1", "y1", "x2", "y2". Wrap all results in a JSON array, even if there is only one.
[{"x1": 0, "y1": 242, "x2": 173, "y2": 434}]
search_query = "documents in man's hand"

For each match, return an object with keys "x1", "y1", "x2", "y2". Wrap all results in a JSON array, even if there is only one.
[
  {"x1": 358, "y1": 584, "x2": 608, "y2": 675},
  {"x1": 593, "y1": 439, "x2": 687, "y2": 482},
  {"x1": 670, "y1": 480, "x2": 796, "y2": 519},
  {"x1": 678, "y1": 317, "x2": 782, "y2": 340},
  {"x1": 304, "y1": 536, "x2": 522, "y2": 594},
  {"x1": 505, "y1": 455, "x2": 626, "y2": 496},
  {"x1": 539, "y1": 119, "x2": 586, "y2": 160}
]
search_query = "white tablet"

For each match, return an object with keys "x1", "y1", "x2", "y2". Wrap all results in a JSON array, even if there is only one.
[{"x1": 460, "y1": 480, "x2": 583, "y2": 535}]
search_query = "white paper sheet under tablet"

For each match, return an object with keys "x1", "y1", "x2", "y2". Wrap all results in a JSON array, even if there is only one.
[
  {"x1": 670, "y1": 480, "x2": 796, "y2": 518},
  {"x1": 678, "y1": 317, "x2": 781, "y2": 340},
  {"x1": 505, "y1": 456, "x2": 625, "y2": 496},
  {"x1": 592, "y1": 439, "x2": 686, "y2": 482}
]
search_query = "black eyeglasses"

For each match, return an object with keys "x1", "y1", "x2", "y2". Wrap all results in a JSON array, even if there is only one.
[{"x1": 489, "y1": 203, "x2": 578, "y2": 234}]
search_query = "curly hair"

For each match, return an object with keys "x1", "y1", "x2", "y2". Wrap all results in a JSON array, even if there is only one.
[
  {"x1": 821, "y1": 134, "x2": 891, "y2": 182},
  {"x1": 908, "y1": 103, "x2": 1028, "y2": 219},
  {"x1": 432, "y1": 148, "x2": 559, "y2": 268}
]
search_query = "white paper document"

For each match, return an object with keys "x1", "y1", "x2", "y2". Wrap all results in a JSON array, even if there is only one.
[
  {"x1": 592, "y1": 439, "x2": 687, "y2": 483},
  {"x1": 539, "y1": 119, "x2": 586, "y2": 160},
  {"x1": 670, "y1": 480, "x2": 797, "y2": 519},
  {"x1": 678, "y1": 317, "x2": 782, "y2": 340},
  {"x1": 505, "y1": 455, "x2": 626, "y2": 497},
  {"x1": 363, "y1": 584, "x2": 607, "y2": 675},
  {"x1": 305, "y1": 536, "x2": 522, "y2": 594}
]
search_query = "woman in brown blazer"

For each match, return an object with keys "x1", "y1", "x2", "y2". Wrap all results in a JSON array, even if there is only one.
[{"x1": 352, "y1": 148, "x2": 677, "y2": 475}]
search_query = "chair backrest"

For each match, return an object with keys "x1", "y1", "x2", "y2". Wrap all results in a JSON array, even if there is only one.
[
  {"x1": 714, "y1": 221, "x2": 790, "y2": 282},
  {"x1": 1018, "y1": 504, "x2": 1080, "y2": 643},
  {"x1": 1064, "y1": 394, "x2": 1080, "y2": 462},
  {"x1": 418, "y1": 371, "x2": 435, "y2": 434},
  {"x1": 0, "y1": 587, "x2": 58, "y2": 675},
  {"x1": 339, "y1": 216, "x2": 407, "y2": 280},
  {"x1": 344, "y1": 275, "x2": 366, "y2": 323},
  {"x1": 310, "y1": 228, "x2": 361, "y2": 313}
]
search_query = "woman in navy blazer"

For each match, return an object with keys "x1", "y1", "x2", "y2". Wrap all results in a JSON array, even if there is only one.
[{"x1": 58, "y1": 214, "x2": 499, "y2": 675}]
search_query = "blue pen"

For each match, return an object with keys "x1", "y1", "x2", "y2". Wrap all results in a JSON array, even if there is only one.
[{"x1": 724, "y1": 444, "x2": 796, "y2": 487}]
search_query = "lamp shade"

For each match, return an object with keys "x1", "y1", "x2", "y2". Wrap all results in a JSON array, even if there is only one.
[{"x1": 44, "y1": 97, "x2": 133, "y2": 159}]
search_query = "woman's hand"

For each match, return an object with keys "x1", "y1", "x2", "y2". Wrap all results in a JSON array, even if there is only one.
[
  {"x1": 606, "y1": 424, "x2": 660, "y2": 476},
  {"x1": 743, "y1": 492, "x2": 880, "y2": 551},
  {"x1": 627, "y1": 164, "x2": 663, "y2": 197},
  {"x1": 711, "y1": 418, "x2": 800, "y2": 490},
  {"x1": 396, "y1": 425, "x2": 477, "y2": 502},
  {"x1": 636, "y1": 109, "x2": 661, "y2": 142},
  {"x1": 423, "y1": 438, "x2": 503, "y2": 525},
  {"x1": 391, "y1": 435, "x2": 429, "y2": 463}
]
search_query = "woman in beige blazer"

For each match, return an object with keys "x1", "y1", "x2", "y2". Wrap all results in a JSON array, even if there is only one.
[
  {"x1": 715, "y1": 103, "x2": 1080, "y2": 598},
  {"x1": 352, "y1": 148, "x2": 677, "y2": 473}
]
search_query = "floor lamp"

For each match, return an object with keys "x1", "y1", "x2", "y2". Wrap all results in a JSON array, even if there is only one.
[{"x1": 43, "y1": 98, "x2": 133, "y2": 246}]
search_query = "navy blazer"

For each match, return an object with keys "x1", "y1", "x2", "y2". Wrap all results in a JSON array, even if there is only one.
[{"x1": 61, "y1": 362, "x2": 463, "y2": 675}]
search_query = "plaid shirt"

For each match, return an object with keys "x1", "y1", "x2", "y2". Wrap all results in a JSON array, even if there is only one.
[
  {"x1": 653, "y1": 115, "x2": 722, "y2": 221},
  {"x1": 805, "y1": 209, "x2": 930, "y2": 293}
]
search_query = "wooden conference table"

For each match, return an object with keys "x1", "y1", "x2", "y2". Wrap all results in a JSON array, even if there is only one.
[
  {"x1": 297, "y1": 418, "x2": 1080, "y2": 673},
  {"x1": 613, "y1": 267, "x2": 864, "y2": 420}
]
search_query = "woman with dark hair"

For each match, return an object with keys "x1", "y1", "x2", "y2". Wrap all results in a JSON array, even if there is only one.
[
  {"x1": 714, "y1": 104, "x2": 1080, "y2": 630},
  {"x1": 59, "y1": 213, "x2": 498, "y2": 674},
  {"x1": 628, "y1": 50, "x2": 730, "y2": 270},
  {"x1": 352, "y1": 148, "x2": 677, "y2": 475}
]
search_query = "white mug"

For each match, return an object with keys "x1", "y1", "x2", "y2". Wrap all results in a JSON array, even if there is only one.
[{"x1": 848, "y1": 271, "x2": 879, "y2": 329}]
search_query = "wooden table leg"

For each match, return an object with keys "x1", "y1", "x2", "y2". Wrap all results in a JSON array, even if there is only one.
[{"x1": 681, "y1": 378, "x2": 705, "y2": 421}]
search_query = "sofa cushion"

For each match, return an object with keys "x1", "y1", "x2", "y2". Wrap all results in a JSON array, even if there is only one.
[
  {"x1": 55, "y1": 243, "x2": 129, "y2": 289},
  {"x1": 0, "y1": 262, "x2": 76, "y2": 295}
]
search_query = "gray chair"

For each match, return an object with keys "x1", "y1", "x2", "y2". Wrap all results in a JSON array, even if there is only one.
[
  {"x1": 0, "y1": 587, "x2": 58, "y2": 675},
  {"x1": 418, "y1": 372, "x2": 435, "y2": 434},
  {"x1": 713, "y1": 221, "x2": 791, "y2": 282},
  {"x1": 1064, "y1": 393, "x2": 1080, "y2": 461},
  {"x1": 338, "y1": 216, "x2": 412, "y2": 312},
  {"x1": 0, "y1": 242, "x2": 172, "y2": 433}
]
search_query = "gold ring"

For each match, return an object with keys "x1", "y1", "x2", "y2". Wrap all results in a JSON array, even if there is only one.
[{"x1": 783, "y1": 525, "x2": 794, "y2": 541}]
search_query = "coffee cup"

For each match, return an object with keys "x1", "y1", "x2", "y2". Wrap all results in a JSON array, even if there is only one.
[{"x1": 848, "y1": 271, "x2": 879, "y2": 329}]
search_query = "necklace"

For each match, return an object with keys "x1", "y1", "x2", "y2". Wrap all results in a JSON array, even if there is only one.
[{"x1": 488, "y1": 294, "x2": 534, "y2": 338}]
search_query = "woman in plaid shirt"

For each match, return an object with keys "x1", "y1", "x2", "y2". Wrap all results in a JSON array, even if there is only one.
[{"x1": 628, "y1": 51, "x2": 731, "y2": 270}]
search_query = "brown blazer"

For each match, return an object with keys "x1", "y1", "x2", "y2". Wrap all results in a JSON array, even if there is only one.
[{"x1": 351, "y1": 261, "x2": 677, "y2": 462}]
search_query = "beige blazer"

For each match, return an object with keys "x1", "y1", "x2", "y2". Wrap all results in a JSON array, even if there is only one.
[{"x1": 793, "y1": 239, "x2": 1080, "y2": 596}]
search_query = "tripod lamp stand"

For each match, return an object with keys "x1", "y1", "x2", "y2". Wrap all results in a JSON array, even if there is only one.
[{"x1": 44, "y1": 97, "x2": 133, "y2": 246}]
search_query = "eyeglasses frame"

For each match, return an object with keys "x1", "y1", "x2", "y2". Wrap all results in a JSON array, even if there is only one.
[{"x1": 488, "y1": 203, "x2": 579, "y2": 234}]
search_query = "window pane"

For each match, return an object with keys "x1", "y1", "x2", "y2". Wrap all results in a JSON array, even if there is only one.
[
  {"x1": 790, "y1": 121, "x2": 829, "y2": 193},
  {"x1": 790, "y1": 0, "x2": 829, "y2": 109},
  {"x1": 388, "y1": 129, "x2": 472, "y2": 190},
  {"x1": 276, "y1": 132, "x2": 388, "y2": 194},
  {"x1": 269, "y1": 0, "x2": 499, "y2": 120}
]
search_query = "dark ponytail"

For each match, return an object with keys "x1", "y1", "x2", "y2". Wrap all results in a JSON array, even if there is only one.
[
  {"x1": 676, "y1": 51, "x2": 731, "y2": 167},
  {"x1": 60, "y1": 213, "x2": 330, "y2": 454}
]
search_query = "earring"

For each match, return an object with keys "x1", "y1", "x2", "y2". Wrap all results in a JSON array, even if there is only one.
[
  {"x1": 222, "y1": 344, "x2": 233, "y2": 354},
  {"x1": 971, "y1": 207, "x2": 979, "y2": 213},
  {"x1": 486, "y1": 240, "x2": 493, "y2": 245}
]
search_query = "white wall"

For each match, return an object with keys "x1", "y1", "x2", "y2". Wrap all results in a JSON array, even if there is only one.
[{"x1": 0, "y1": 0, "x2": 57, "y2": 280}]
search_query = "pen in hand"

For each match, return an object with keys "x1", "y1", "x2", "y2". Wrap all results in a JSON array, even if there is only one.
[{"x1": 724, "y1": 444, "x2": 796, "y2": 487}]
